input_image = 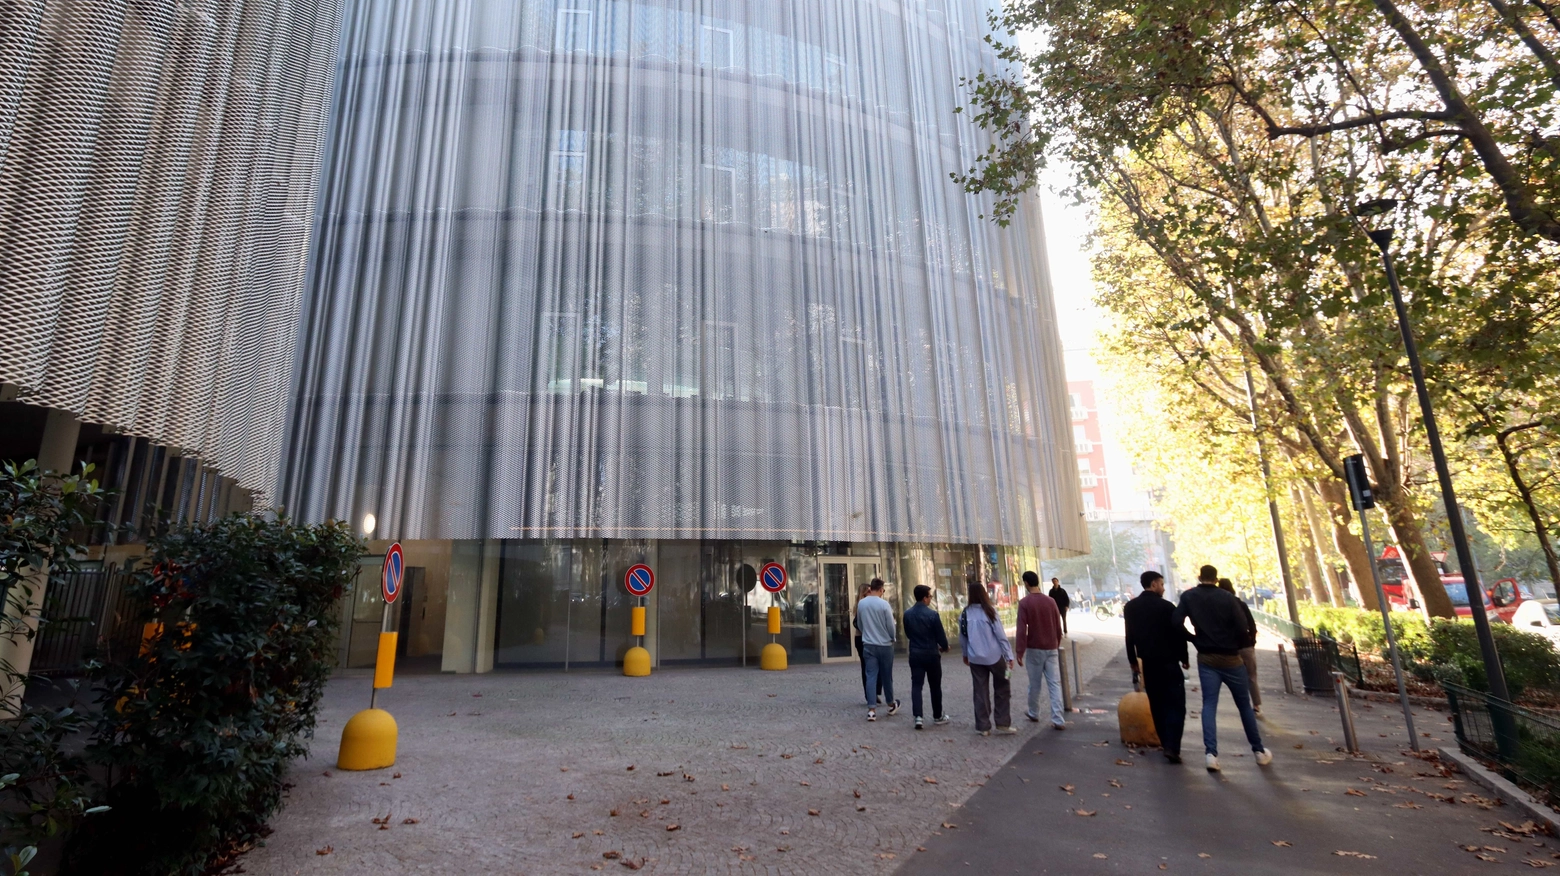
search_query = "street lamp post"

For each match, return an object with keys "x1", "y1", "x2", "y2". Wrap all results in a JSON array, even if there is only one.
[{"x1": 1355, "y1": 201, "x2": 1509, "y2": 703}]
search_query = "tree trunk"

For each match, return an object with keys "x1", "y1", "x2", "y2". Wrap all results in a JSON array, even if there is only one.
[
  {"x1": 1292, "y1": 485, "x2": 1329, "y2": 605},
  {"x1": 1316, "y1": 479, "x2": 1379, "y2": 611},
  {"x1": 1300, "y1": 484, "x2": 1348, "y2": 605},
  {"x1": 1380, "y1": 500, "x2": 1457, "y2": 619},
  {"x1": 1493, "y1": 426, "x2": 1560, "y2": 593}
]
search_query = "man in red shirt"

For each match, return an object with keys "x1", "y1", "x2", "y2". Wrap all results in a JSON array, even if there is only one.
[{"x1": 1016, "y1": 571, "x2": 1066, "y2": 729}]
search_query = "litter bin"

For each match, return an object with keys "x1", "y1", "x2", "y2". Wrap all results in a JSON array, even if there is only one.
[{"x1": 1292, "y1": 637, "x2": 1337, "y2": 694}]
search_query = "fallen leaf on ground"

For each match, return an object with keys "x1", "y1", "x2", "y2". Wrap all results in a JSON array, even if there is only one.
[
  {"x1": 1503, "y1": 822, "x2": 1544, "y2": 836},
  {"x1": 315, "y1": 847, "x2": 333, "y2": 856},
  {"x1": 392, "y1": 772, "x2": 401, "y2": 778},
  {"x1": 720, "y1": 784, "x2": 730, "y2": 791},
  {"x1": 809, "y1": 809, "x2": 820, "y2": 816},
  {"x1": 799, "y1": 781, "x2": 810, "y2": 786},
  {"x1": 1093, "y1": 853, "x2": 1108, "y2": 859},
  {"x1": 666, "y1": 824, "x2": 680, "y2": 831},
  {"x1": 573, "y1": 832, "x2": 585, "y2": 839},
  {"x1": 923, "y1": 777, "x2": 938, "y2": 784},
  {"x1": 602, "y1": 851, "x2": 621, "y2": 860},
  {"x1": 1522, "y1": 859, "x2": 1555, "y2": 868},
  {"x1": 1115, "y1": 759, "x2": 1134, "y2": 766},
  {"x1": 657, "y1": 771, "x2": 675, "y2": 777},
  {"x1": 610, "y1": 810, "x2": 619, "y2": 817},
  {"x1": 941, "y1": 822, "x2": 958, "y2": 829},
  {"x1": 1108, "y1": 779, "x2": 1123, "y2": 788},
  {"x1": 854, "y1": 790, "x2": 862, "y2": 798},
  {"x1": 1345, "y1": 789, "x2": 1368, "y2": 797},
  {"x1": 401, "y1": 818, "x2": 419, "y2": 824},
  {"x1": 1060, "y1": 784, "x2": 1075, "y2": 794},
  {"x1": 1334, "y1": 851, "x2": 1378, "y2": 859},
  {"x1": 1197, "y1": 853, "x2": 1211, "y2": 859},
  {"x1": 1272, "y1": 841, "x2": 1292, "y2": 847},
  {"x1": 1159, "y1": 865, "x2": 1168, "y2": 870},
  {"x1": 876, "y1": 853, "x2": 896, "y2": 860},
  {"x1": 1074, "y1": 809, "x2": 1097, "y2": 817},
  {"x1": 1395, "y1": 802, "x2": 1422, "y2": 809},
  {"x1": 1479, "y1": 855, "x2": 1501, "y2": 862},
  {"x1": 781, "y1": 753, "x2": 794, "y2": 759},
  {"x1": 620, "y1": 859, "x2": 644, "y2": 871}
]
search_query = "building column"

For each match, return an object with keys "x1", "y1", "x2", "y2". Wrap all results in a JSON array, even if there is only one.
[{"x1": 2, "y1": 409, "x2": 82, "y2": 710}]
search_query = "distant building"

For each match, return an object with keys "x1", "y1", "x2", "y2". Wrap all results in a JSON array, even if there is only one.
[{"x1": 1068, "y1": 380, "x2": 1111, "y2": 514}]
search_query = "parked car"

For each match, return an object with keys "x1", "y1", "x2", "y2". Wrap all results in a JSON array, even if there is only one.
[{"x1": 1511, "y1": 599, "x2": 1560, "y2": 650}]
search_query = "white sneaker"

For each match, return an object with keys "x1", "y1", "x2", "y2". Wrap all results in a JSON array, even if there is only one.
[
  {"x1": 867, "y1": 709, "x2": 877, "y2": 722},
  {"x1": 1255, "y1": 748, "x2": 1273, "y2": 766},
  {"x1": 1206, "y1": 754, "x2": 1221, "y2": 772},
  {"x1": 934, "y1": 714, "x2": 951, "y2": 725},
  {"x1": 888, "y1": 700, "x2": 901, "y2": 716}
]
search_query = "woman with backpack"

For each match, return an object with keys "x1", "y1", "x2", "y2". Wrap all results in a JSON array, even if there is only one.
[{"x1": 960, "y1": 576, "x2": 1017, "y2": 735}]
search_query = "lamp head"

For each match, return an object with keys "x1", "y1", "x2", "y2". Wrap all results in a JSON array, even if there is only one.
[{"x1": 1352, "y1": 197, "x2": 1399, "y2": 218}]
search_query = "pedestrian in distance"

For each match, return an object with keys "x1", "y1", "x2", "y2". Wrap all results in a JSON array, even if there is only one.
[
  {"x1": 857, "y1": 578, "x2": 900, "y2": 722},
  {"x1": 1218, "y1": 577, "x2": 1262, "y2": 715},
  {"x1": 854, "y1": 580, "x2": 883, "y2": 706},
  {"x1": 1016, "y1": 571, "x2": 1066, "y2": 729},
  {"x1": 1124, "y1": 570, "x2": 1188, "y2": 763},
  {"x1": 1174, "y1": 565, "x2": 1272, "y2": 772},
  {"x1": 960, "y1": 576, "x2": 1016, "y2": 736},
  {"x1": 1049, "y1": 577, "x2": 1071, "y2": 635},
  {"x1": 903, "y1": 584, "x2": 952, "y2": 730}
]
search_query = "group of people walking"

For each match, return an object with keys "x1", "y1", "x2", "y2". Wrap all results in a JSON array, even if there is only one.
[
  {"x1": 854, "y1": 563, "x2": 1275, "y2": 773},
  {"x1": 853, "y1": 571, "x2": 1071, "y2": 734},
  {"x1": 1124, "y1": 564, "x2": 1271, "y2": 771}
]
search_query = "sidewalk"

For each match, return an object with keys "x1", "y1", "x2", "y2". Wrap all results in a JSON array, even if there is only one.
[
  {"x1": 898, "y1": 644, "x2": 1553, "y2": 875},
  {"x1": 239, "y1": 629, "x2": 1120, "y2": 875}
]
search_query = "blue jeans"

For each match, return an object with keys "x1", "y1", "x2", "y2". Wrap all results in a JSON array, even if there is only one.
[
  {"x1": 863, "y1": 644, "x2": 896, "y2": 706},
  {"x1": 1198, "y1": 661, "x2": 1264, "y2": 756},
  {"x1": 1024, "y1": 649, "x2": 1065, "y2": 724}
]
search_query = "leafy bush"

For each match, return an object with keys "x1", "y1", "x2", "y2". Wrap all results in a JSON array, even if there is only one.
[
  {"x1": 63, "y1": 514, "x2": 362, "y2": 876},
  {"x1": 1, "y1": 461, "x2": 106, "y2": 857},
  {"x1": 1297, "y1": 603, "x2": 1560, "y2": 699}
]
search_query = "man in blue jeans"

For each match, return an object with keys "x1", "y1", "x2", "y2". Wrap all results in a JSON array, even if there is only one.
[
  {"x1": 857, "y1": 578, "x2": 901, "y2": 721},
  {"x1": 902, "y1": 584, "x2": 951, "y2": 729},
  {"x1": 1173, "y1": 564, "x2": 1273, "y2": 772}
]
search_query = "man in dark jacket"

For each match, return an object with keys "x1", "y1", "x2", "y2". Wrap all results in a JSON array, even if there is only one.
[
  {"x1": 903, "y1": 585, "x2": 951, "y2": 730},
  {"x1": 1048, "y1": 578, "x2": 1071, "y2": 634},
  {"x1": 1174, "y1": 565, "x2": 1271, "y2": 772},
  {"x1": 1123, "y1": 570, "x2": 1188, "y2": 762}
]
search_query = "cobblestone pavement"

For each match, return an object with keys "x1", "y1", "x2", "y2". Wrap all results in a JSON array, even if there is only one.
[{"x1": 241, "y1": 619, "x2": 1122, "y2": 875}]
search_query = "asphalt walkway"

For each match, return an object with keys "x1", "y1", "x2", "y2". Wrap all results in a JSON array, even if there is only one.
[{"x1": 898, "y1": 644, "x2": 1551, "y2": 875}]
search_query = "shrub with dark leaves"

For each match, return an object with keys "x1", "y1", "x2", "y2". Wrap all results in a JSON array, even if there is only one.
[{"x1": 64, "y1": 514, "x2": 362, "y2": 876}]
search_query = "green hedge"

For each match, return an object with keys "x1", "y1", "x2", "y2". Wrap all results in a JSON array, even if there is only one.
[
  {"x1": 62, "y1": 515, "x2": 362, "y2": 876},
  {"x1": 1297, "y1": 604, "x2": 1560, "y2": 699}
]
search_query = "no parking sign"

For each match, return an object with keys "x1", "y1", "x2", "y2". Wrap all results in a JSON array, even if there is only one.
[
  {"x1": 381, "y1": 542, "x2": 404, "y2": 603},
  {"x1": 760, "y1": 562, "x2": 787, "y2": 593},
  {"x1": 625, "y1": 563, "x2": 655, "y2": 597}
]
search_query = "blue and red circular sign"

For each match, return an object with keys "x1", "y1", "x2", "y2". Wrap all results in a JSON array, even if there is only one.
[
  {"x1": 625, "y1": 563, "x2": 655, "y2": 596},
  {"x1": 760, "y1": 562, "x2": 787, "y2": 593},
  {"x1": 381, "y1": 542, "x2": 404, "y2": 604}
]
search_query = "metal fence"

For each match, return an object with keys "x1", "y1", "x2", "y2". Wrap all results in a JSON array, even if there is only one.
[
  {"x1": 29, "y1": 570, "x2": 141, "y2": 675},
  {"x1": 1444, "y1": 682, "x2": 1560, "y2": 808},
  {"x1": 1252, "y1": 609, "x2": 1361, "y2": 692}
]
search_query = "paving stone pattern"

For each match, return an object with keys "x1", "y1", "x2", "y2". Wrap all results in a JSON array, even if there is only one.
[{"x1": 243, "y1": 623, "x2": 1122, "y2": 875}]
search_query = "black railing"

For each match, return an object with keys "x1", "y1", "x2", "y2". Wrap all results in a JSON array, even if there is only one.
[
  {"x1": 30, "y1": 570, "x2": 141, "y2": 675},
  {"x1": 1444, "y1": 682, "x2": 1560, "y2": 808},
  {"x1": 1251, "y1": 612, "x2": 1361, "y2": 693}
]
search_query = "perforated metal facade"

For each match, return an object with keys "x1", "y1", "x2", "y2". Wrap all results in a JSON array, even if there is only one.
[
  {"x1": 282, "y1": 0, "x2": 1085, "y2": 552},
  {"x1": 0, "y1": 2, "x2": 342, "y2": 495}
]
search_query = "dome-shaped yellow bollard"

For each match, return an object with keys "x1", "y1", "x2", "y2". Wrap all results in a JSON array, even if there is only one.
[
  {"x1": 1117, "y1": 689, "x2": 1160, "y2": 747},
  {"x1": 623, "y1": 645, "x2": 651, "y2": 676},
  {"x1": 760, "y1": 642, "x2": 788, "y2": 670},
  {"x1": 338, "y1": 708, "x2": 398, "y2": 770}
]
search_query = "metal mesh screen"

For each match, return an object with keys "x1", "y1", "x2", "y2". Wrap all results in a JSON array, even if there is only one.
[
  {"x1": 282, "y1": 0, "x2": 1086, "y2": 552},
  {"x1": 0, "y1": 1, "x2": 342, "y2": 496}
]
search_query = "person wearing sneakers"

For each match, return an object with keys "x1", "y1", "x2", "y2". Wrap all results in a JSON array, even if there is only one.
[
  {"x1": 960, "y1": 576, "x2": 1017, "y2": 736},
  {"x1": 903, "y1": 584, "x2": 951, "y2": 730},
  {"x1": 1174, "y1": 564, "x2": 1272, "y2": 772},
  {"x1": 1015, "y1": 571, "x2": 1066, "y2": 729},
  {"x1": 858, "y1": 578, "x2": 900, "y2": 722},
  {"x1": 1218, "y1": 578, "x2": 1262, "y2": 715}
]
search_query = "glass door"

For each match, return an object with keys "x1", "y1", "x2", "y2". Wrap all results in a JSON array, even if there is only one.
[{"x1": 819, "y1": 557, "x2": 880, "y2": 662}]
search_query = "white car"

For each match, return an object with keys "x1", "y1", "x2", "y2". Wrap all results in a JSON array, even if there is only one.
[{"x1": 1511, "y1": 599, "x2": 1560, "y2": 650}]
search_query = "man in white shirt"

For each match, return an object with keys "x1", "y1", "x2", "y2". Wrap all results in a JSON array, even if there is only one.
[{"x1": 857, "y1": 578, "x2": 901, "y2": 721}]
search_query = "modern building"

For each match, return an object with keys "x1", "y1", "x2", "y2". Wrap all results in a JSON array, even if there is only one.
[
  {"x1": 282, "y1": 0, "x2": 1086, "y2": 673},
  {"x1": 0, "y1": 4, "x2": 342, "y2": 676}
]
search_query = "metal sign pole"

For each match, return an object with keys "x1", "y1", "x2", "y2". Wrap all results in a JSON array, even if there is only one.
[
  {"x1": 372, "y1": 601, "x2": 391, "y2": 709},
  {"x1": 1345, "y1": 455, "x2": 1419, "y2": 751}
]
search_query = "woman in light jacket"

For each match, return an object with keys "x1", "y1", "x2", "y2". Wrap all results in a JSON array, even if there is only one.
[{"x1": 960, "y1": 577, "x2": 1016, "y2": 735}]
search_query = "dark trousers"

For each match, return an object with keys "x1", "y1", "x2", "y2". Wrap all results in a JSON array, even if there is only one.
[
  {"x1": 969, "y1": 661, "x2": 1011, "y2": 731},
  {"x1": 857, "y1": 636, "x2": 882, "y2": 702},
  {"x1": 909, "y1": 650, "x2": 943, "y2": 719},
  {"x1": 1141, "y1": 661, "x2": 1186, "y2": 756}
]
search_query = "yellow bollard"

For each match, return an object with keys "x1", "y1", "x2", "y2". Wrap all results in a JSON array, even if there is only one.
[
  {"x1": 760, "y1": 642, "x2": 788, "y2": 670},
  {"x1": 624, "y1": 645, "x2": 651, "y2": 676},
  {"x1": 631, "y1": 606, "x2": 646, "y2": 636},
  {"x1": 767, "y1": 606, "x2": 781, "y2": 635},
  {"x1": 337, "y1": 708, "x2": 398, "y2": 770}
]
